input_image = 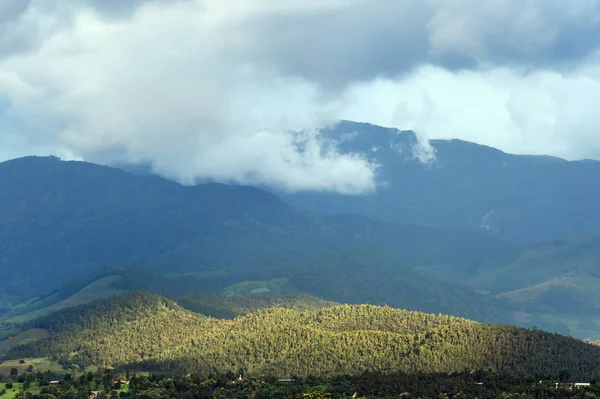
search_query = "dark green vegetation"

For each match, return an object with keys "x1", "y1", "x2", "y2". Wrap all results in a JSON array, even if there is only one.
[
  {"x1": 4, "y1": 370, "x2": 600, "y2": 399},
  {"x1": 0, "y1": 155, "x2": 514, "y2": 325},
  {"x1": 280, "y1": 121, "x2": 600, "y2": 244},
  {"x1": 5, "y1": 293, "x2": 600, "y2": 381},
  {"x1": 177, "y1": 291, "x2": 338, "y2": 319},
  {"x1": 416, "y1": 236, "x2": 600, "y2": 338}
]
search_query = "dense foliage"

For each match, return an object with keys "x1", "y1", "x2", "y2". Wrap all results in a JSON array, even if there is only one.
[
  {"x1": 6, "y1": 293, "x2": 600, "y2": 380},
  {"x1": 3, "y1": 365, "x2": 600, "y2": 399}
]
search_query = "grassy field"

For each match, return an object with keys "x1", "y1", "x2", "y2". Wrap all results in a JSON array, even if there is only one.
[
  {"x1": 0, "y1": 358, "x2": 65, "y2": 377},
  {"x1": 0, "y1": 359, "x2": 37, "y2": 376},
  {"x1": 0, "y1": 383, "x2": 27, "y2": 399}
]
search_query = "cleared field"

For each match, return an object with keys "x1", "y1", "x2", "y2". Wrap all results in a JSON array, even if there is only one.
[
  {"x1": 0, "y1": 358, "x2": 65, "y2": 376},
  {"x1": 223, "y1": 278, "x2": 296, "y2": 297},
  {"x1": 0, "y1": 360, "x2": 34, "y2": 376}
]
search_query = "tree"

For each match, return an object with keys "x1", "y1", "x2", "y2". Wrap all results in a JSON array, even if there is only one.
[
  {"x1": 72, "y1": 364, "x2": 79, "y2": 382},
  {"x1": 9, "y1": 368, "x2": 17, "y2": 382},
  {"x1": 559, "y1": 369, "x2": 571, "y2": 382}
]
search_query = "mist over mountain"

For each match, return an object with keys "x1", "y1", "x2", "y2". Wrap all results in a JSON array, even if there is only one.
[
  {"x1": 117, "y1": 121, "x2": 600, "y2": 243},
  {"x1": 276, "y1": 121, "x2": 600, "y2": 244}
]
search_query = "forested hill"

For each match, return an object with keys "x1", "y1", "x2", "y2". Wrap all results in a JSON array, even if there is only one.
[
  {"x1": 6, "y1": 292, "x2": 600, "y2": 380},
  {"x1": 0, "y1": 155, "x2": 514, "y2": 324},
  {"x1": 0, "y1": 156, "x2": 291, "y2": 296}
]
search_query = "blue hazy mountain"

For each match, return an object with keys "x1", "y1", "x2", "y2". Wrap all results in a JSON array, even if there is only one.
[{"x1": 277, "y1": 121, "x2": 600, "y2": 243}]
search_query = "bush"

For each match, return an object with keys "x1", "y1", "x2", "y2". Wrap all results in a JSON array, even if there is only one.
[
  {"x1": 5, "y1": 383, "x2": 13, "y2": 389},
  {"x1": 19, "y1": 360, "x2": 25, "y2": 364}
]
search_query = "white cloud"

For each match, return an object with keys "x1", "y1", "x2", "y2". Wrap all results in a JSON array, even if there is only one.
[
  {"x1": 340, "y1": 63, "x2": 600, "y2": 160},
  {"x1": 0, "y1": 1, "x2": 377, "y2": 194},
  {"x1": 1, "y1": 0, "x2": 600, "y2": 193}
]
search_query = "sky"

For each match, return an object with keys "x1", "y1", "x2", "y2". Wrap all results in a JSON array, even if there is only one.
[{"x1": 1, "y1": 0, "x2": 600, "y2": 193}]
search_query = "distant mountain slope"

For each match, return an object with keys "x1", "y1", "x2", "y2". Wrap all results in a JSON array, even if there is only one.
[
  {"x1": 415, "y1": 235, "x2": 600, "y2": 338},
  {"x1": 0, "y1": 155, "x2": 514, "y2": 323},
  {"x1": 243, "y1": 248, "x2": 512, "y2": 323},
  {"x1": 0, "y1": 156, "x2": 292, "y2": 296},
  {"x1": 6, "y1": 292, "x2": 600, "y2": 380},
  {"x1": 277, "y1": 121, "x2": 600, "y2": 243},
  {"x1": 177, "y1": 291, "x2": 339, "y2": 319},
  {"x1": 0, "y1": 267, "x2": 165, "y2": 324}
]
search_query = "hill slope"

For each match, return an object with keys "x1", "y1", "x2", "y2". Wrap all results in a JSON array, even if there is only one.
[
  {"x1": 5, "y1": 293, "x2": 600, "y2": 380},
  {"x1": 414, "y1": 235, "x2": 600, "y2": 338},
  {"x1": 277, "y1": 121, "x2": 600, "y2": 243},
  {"x1": 0, "y1": 155, "x2": 514, "y2": 323}
]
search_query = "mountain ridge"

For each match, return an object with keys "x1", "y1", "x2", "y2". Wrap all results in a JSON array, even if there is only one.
[{"x1": 278, "y1": 121, "x2": 600, "y2": 243}]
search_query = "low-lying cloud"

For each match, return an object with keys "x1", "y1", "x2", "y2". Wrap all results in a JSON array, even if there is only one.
[{"x1": 1, "y1": 0, "x2": 600, "y2": 193}]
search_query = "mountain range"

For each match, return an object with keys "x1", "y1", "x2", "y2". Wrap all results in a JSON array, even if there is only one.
[
  {"x1": 279, "y1": 121, "x2": 600, "y2": 244},
  {"x1": 1, "y1": 121, "x2": 600, "y2": 341}
]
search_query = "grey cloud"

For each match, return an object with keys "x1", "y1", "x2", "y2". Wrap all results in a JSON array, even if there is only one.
[
  {"x1": 0, "y1": 0, "x2": 35, "y2": 57},
  {"x1": 245, "y1": 2, "x2": 435, "y2": 89},
  {"x1": 82, "y1": 0, "x2": 188, "y2": 18},
  {"x1": 241, "y1": 0, "x2": 600, "y2": 88},
  {"x1": 3, "y1": 0, "x2": 600, "y2": 85},
  {"x1": 0, "y1": 0, "x2": 31, "y2": 23}
]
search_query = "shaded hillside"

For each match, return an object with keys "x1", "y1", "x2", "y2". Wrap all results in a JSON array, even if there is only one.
[
  {"x1": 278, "y1": 121, "x2": 600, "y2": 243},
  {"x1": 5, "y1": 293, "x2": 600, "y2": 380},
  {"x1": 177, "y1": 292, "x2": 338, "y2": 319},
  {"x1": 415, "y1": 235, "x2": 600, "y2": 338},
  {"x1": 0, "y1": 156, "x2": 514, "y2": 323},
  {"x1": 0, "y1": 156, "x2": 292, "y2": 296},
  {"x1": 242, "y1": 248, "x2": 513, "y2": 323},
  {"x1": 0, "y1": 267, "x2": 165, "y2": 324}
]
